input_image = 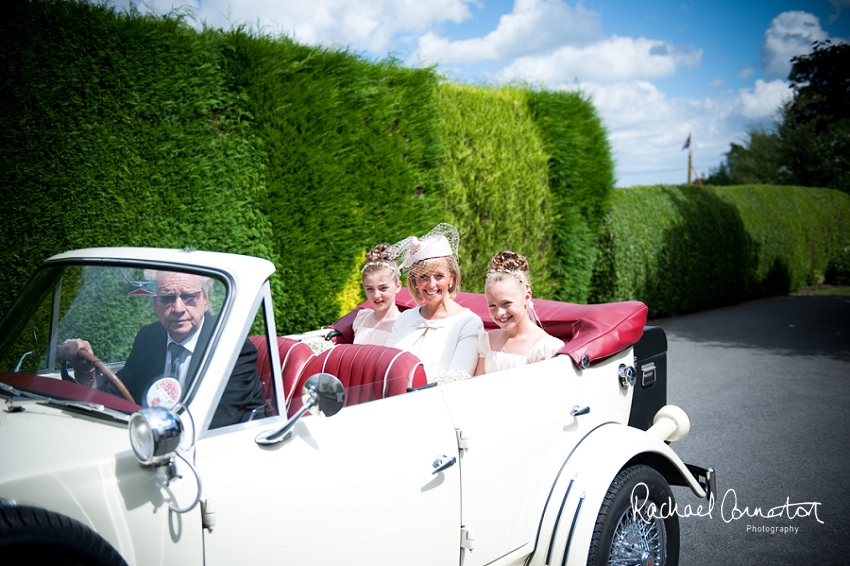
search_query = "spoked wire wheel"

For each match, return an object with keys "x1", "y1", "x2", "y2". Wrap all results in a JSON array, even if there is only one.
[
  {"x1": 608, "y1": 499, "x2": 667, "y2": 565},
  {"x1": 587, "y1": 465, "x2": 679, "y2": 566}
]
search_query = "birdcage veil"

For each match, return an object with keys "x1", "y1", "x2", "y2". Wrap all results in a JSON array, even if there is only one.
[{"x1": 388, "y1": 223, "x2": 460, "y2": 277}]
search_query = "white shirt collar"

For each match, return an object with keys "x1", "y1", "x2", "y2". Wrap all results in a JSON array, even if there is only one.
[{"x1": 166, "y1": 316, "x2": 206, "y2": 354}]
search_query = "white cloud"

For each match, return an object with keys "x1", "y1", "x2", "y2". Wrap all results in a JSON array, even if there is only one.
[
  {"x1": 114, "y1": 0, "x2": 476, "y2": 53},
  {"x1": 559, "y1": 77, "x2": 790, "y2": 186},
  {"x1": 735, "y1": 79, "x2": 792, "y2": 120},
  {"x1": 580, "y1": 82, "x2": 705, "y2": 184},
  {"x1": 760, "y1": 11, "x2": 828, "y2": 78},
  {"x1": 497, "y1": 35, "x2": 701, "y2": 85},
  {"x1": 829, "y1": 0, "x2": 850, "y2": 24},
  {"x1": 417, "y1": 0, "x2": 602, "y2": 64}
]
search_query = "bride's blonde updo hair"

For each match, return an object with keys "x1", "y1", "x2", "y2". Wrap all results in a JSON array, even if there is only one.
[
  {"x1": 485, "y1": 250, "x2": 530, "y2": 291},
  {"x1": 361, "y1": 243, "x2": 398, "y2": 281}
]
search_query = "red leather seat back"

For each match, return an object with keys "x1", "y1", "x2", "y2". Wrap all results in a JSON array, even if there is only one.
[
  {"x1": 288, "y1": 344, "x2": 426, "y2": 417},
  {"x1": 249, "y1": 335, "x2": 276, "y2": 416},
  {"x1": 279, "y1": 338, "x2": 315, "y2": 408},
  {"x1": 249, "y1": 336, "x2": 315, "y2": 417}
]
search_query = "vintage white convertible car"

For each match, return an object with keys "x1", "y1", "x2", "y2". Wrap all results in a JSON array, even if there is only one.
[{"x1": 0, "y1": 248, "x2": 714, "y2": 566}]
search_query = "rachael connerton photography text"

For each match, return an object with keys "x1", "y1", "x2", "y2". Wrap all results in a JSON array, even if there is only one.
[{"x1": 629, "y1": 483, "x2": 824, "y2": 525}]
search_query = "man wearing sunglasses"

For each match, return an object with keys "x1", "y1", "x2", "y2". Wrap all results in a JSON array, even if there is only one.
[{"x1": 59, "y1": 270, "x2": 263, "y2": 429}]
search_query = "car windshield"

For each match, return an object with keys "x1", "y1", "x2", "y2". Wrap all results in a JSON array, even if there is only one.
[{"x1": 0, "y1": 262, "x2": 227, "y2": 414}]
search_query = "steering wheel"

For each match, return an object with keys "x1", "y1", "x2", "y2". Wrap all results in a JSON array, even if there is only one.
[{"x1": 76, "y1": 349, "x2": 136, "y2": 404}]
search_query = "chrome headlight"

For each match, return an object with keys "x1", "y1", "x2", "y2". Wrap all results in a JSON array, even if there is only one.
[{"x1": 129, "y1": 407, "x2": 183, "y2": 466}]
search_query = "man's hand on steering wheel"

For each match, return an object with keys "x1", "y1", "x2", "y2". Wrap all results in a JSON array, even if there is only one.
[
  {"x1": 58, "y1": 338, "x2": 136, "y2": 403},
  {"x1": 58, "y1": 339, "x2": 97, "y2": 387}
]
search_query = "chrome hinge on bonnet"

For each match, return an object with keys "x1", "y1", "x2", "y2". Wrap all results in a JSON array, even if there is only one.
[
  {"x1": 202, "y1": 499, "x2": 216, "y2": 532},
  {"x1": 456, "y1": 428, "x2": 470, "y2": 452},
  {"x1": 460, "y1": 527, "x2": 475, "y2": 553}
]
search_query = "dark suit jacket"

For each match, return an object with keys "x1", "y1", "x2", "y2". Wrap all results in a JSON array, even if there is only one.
[{"x1": 115, "y1": 313, "x2": 263, "y2": 428}]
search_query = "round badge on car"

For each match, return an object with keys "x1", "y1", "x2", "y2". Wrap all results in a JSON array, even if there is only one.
[{"x1": 146, "y1": 377, "x2": 181, "y2": 409}]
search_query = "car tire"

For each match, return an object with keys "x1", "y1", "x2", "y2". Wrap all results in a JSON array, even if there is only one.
[
  {"x1": 586, "y1": 464, "x2": 680, "y2": 566},
  {"x1": 0, "y1": 505, "x2": 127, "y2": 566}
]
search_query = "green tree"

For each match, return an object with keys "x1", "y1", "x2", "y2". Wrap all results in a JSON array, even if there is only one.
[
  {"x1": 703, "y1": 161, "x2": 732, "y2": 185},
  {"x1": 705, "y1": 40, "x2": 849, "y2": 191},
  {"x1": 704, "y1": 126, "x2": 787, "y2": 185},
  {"x1": 729, "y1": 127, "x2": 787, "y2": 184},
  {"x1": 779, "y1": 40, "x2": 850, "y2": 192}
]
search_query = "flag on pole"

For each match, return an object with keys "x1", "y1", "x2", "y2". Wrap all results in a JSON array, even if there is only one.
[
  {"x1": 691, "y1": 163, "x2": 704, "y2": 186},
  {"x1": 682, "y1": 133, "x2": 691, "y2": 150}
]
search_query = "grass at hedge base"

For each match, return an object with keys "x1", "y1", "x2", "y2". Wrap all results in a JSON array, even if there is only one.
[
  {"x1": 590, "y1": 184, "x2": 850, "y2": 317},
  {"x1": 793, "y1": 285, "x2": 850, "y2": 296},
  {"x1": 435, "y1": 84, "x2": 556, "y2": 297}
]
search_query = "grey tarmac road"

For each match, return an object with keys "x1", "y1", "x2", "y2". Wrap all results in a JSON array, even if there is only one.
[{"x1": 650, "y1": 294, "x2": 850, "y2": 565}]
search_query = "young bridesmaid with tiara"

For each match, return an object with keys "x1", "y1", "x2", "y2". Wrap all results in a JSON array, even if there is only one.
[
  {"x1": 352, "y1": 243, "x2": 402, "y2": 346},
  {"x1": 475, "y1": 250, "x2": 565, "y2": 376}
]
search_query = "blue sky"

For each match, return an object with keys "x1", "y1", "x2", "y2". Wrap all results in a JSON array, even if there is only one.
[{"x1": 116, "y1": 0, "x2": 850, "y2": 186}]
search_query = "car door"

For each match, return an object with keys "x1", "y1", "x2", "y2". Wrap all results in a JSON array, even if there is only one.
[
  {"x1": 196, "y1": 384, "x2": 461, "y2": 565},
  {"x1": 439, "y1": 356, "x2": 586, "y2": 566}
]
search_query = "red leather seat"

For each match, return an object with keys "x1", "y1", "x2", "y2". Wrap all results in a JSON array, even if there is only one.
[
  {"x1": 279, "y1": 338, "x2": 315, "y2": 408},
  {"x1": 249, "y1": 336, "x2": 315, "y2": 417},
  {"x1": 288, "y1": 344, "x2": 427, "y2": 417}
]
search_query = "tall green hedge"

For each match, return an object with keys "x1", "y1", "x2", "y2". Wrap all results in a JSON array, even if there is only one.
[
  {"x1": 221, "y1": 30, "x2": 446, "y2": 333},
  {"x1": 528, "y1": 90, "x2": 614, "y2": 303},
  {"x1": 590, "y1": 184, "x2": 850, "y2": 317},
  {"x1": 11, "y1": 1, "x2": 844, "y2": 335},
  {"x1": 435, "y1": 84, "x2": 556, "y2": 296},
  {"x1": 2, "y1": 2, "x2": 618, "y2": 332},
  {"x1": 0, "y1": 0, "x2": 276, "y2": 314}
]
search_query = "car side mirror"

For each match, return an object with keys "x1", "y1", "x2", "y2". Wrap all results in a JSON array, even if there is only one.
[
  {"x1": 304, "y1": 372, "x2": 345, "y2": 417},
  {"x1": 255, "y1": 373, "x2": 345, "y2": 446}
]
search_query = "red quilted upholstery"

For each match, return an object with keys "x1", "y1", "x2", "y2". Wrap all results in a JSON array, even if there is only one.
[
  {"x1": 249, "y1": 336, "x2": 315, "y2": 416},
  {"x1": 248, "y1": 335, "x2": 275, "y2": 416},
  {"x1": 288, "y1": 344, "x2": 427, "y2": 417},
  {"x1": 328, "y1": 290, "x2": 648, "y2": 368},
  {"x1": 279, "y1": 338, "x2": 315, "y2": 407}
]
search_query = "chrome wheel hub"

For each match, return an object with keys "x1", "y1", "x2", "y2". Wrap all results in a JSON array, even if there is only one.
[{"x1": 608, "y1": 506, "x2": 666, "y2": 566}]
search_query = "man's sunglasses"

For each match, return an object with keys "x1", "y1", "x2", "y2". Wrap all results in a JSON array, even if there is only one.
[{"x1": 155, "y1": 291, "x2": 202, "y2": 306}]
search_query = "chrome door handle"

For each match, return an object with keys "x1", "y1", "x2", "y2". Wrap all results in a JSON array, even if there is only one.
[
  {"x1": 570, "y1": 405, "x2": 590, "y2": 417},
  {"x1": 432, "y1": 455, "x2": 457, "y2": 474}
]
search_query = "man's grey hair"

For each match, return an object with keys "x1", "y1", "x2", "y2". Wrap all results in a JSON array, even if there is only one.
[{"x1": 143, "y1": 269, "x2": 214, "y2": 313}]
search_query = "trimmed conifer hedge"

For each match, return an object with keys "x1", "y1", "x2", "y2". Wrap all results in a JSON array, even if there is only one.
[
  {"x1": 528, "y1": 90, "x2": 614, "y2": 303},
  {"x1": 2, "y1": 1, "x2": 618, "y2": 333},
  {"x1": 6, "y1": 1, "x2": 846, "y2": 335},
  {"x1": 435, "y1": 84, "x2": 556, "y2": 297},
  {"x1": 0, "y1": 0, "x2": 276, "y2": 317},
  {"x1": 590, "y1": 184, "x2": 850, "y2": 317},
  {"x1": 221, "y1": 30, "x2": 446, "y2": 332}
]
